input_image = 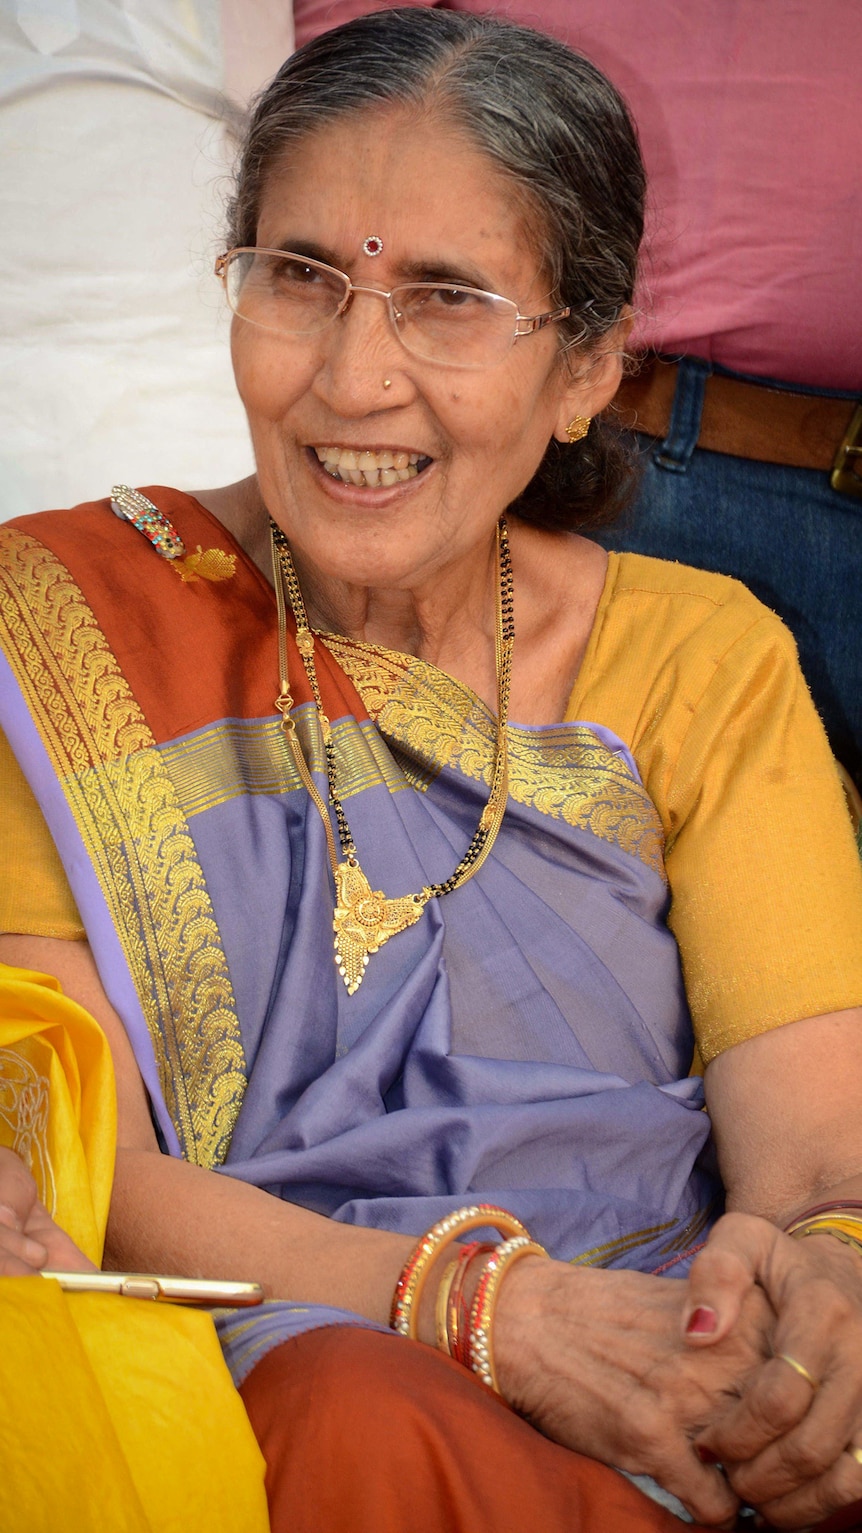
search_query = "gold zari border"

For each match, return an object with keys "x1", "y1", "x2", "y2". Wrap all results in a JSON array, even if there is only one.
[
  {"x1": 568, "y1": 1219, "x2": 677, "y2": 1268},
  {"x1": 158, "y1": 712, "x2": 407, "y2": 819},
  {"x1": 0, "y1": 527, "x2": 246, "y2": 1167},
  {"x1": 568, "y1": 1198, "x2": 715, "y2": 1268},
  {"x1": 322, "y1": 634, "x2": 666, "y2": 878}
]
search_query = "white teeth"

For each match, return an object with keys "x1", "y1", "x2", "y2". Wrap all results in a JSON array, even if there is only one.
[{"x1": 313, "y1": 445, "x2": 426, "y2": 488}]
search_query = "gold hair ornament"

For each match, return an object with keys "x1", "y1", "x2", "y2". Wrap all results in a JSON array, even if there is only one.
[{"x1": 271, "y1": 519, "x2": 513, "y2": 993}]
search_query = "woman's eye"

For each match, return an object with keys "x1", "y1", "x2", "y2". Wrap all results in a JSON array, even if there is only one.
[
  {"x1": 273, "y1": 260, "x2": 321, "y2": 286},
  {"x1": 433, "y1": 286, "x2": 477, "y2": 309}
]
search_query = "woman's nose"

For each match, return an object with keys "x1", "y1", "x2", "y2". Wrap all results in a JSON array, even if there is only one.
[{"x1": 317, "y1": 288, "x2": 405, "y2": 413}]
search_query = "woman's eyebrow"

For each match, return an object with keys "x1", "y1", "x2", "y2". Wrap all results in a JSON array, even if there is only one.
[
  {"x1": 396, "y1": 256, "x2": 494, "y2": 290},
  {"x1": 263, "y1": 241, "x2": 497, "y2": 293},
  {"x1": 270, "y1": 239, "x2": 340, "y2": 266}
]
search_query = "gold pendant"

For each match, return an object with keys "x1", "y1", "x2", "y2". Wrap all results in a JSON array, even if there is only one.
[{"x1": 333, "y1": 860, "x2": 425, "y2": 994}]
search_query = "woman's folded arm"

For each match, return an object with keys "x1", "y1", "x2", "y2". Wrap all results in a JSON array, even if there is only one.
[{"x1": 0, "y1": 929, "x2": 776, "y2": 1526}]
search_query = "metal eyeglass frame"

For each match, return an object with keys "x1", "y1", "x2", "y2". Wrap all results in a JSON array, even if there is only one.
[{"x1": 214, "y1": 247, "x2": 572, "y2": 368}]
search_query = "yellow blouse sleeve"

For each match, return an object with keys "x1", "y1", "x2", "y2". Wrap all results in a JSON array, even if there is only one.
[
  {"x1": 0, "y1": 727, "x2": 85, "y2": 939},
  {"x1": 570, "y1": 553, "x2": 862, "y2": 1065}
]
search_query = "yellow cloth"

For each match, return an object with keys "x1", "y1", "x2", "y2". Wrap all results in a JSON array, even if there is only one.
[
  {"x1": 0, "y1": 963, "x2": 112, "y2": 1260},
  {"x1": 567, "y1": 554, "x2": 862, "y2": 1062},
  {"x1": 0, "y1": 963, "x2": 269, "y2": 1533},
  {"x1": 2, "y1": 552, "x2": 862, "y2": 1066},
  {"x1": 0, "y1": 727, "x2": 85, "y2": 939}
]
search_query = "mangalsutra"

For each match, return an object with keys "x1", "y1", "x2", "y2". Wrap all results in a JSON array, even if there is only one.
[{"x1": 271, "y1": 520, "x2": 514, "y2": 993}]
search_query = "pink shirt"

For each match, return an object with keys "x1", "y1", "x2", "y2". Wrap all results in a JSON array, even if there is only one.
[{"x1": 293, "y1": 0, "x2": 861, "y2": 391}]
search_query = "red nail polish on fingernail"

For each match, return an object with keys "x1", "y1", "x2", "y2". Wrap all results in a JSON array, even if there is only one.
[
  {"x1": 695, "y1": 1444, "x2": 719, "y2": 1464},
  {"x1": 685, "y1": 1305, "x2": 718, "y2": 1335}
]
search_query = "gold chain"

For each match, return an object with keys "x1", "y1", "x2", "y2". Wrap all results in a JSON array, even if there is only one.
[{"x1": 271, "y1": 519, "x2": 514, "y2": 993}]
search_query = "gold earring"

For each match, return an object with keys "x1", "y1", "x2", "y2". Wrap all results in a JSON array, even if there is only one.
[
  {"x1": 383, "y1": 378, "x2": 392, "y2": 390},
  {"x1": 565, "y1": 416, "x2": 591, "y2": 443}
]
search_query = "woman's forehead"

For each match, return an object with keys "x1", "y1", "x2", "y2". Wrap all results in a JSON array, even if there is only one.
[{"x1": 255, "y1": 106, "x2": 547, "y2": 292}]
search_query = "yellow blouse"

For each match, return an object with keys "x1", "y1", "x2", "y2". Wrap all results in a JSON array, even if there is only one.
[{"x1": 3, "y1": 551, "x2": 861, "y2": 1066}]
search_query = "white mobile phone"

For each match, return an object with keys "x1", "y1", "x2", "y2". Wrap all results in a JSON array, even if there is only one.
[{"x1": 40, "y1": 1270, "x2": 264, "y2": 1306}]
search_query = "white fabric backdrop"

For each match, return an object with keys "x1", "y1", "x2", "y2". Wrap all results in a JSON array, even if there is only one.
[{"x1": 0, "y1": 0, "x2": 294, "y2": 520}]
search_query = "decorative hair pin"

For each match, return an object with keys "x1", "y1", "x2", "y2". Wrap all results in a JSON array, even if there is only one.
[
  {"x1": 109, "y1": 485, "x2": 236, "y2": 584},
  {"x1": 110, "y1": 485, "x2": 186, "y2": 559}
]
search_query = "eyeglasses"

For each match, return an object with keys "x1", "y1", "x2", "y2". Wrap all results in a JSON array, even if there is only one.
[{"x1": 215, "y1": 247, "x2": 572, "y2": 371}]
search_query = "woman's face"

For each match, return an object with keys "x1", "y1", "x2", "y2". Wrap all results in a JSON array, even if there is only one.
[{"x1": 231, "y1": 105, "x2": 610, "y2": 593}]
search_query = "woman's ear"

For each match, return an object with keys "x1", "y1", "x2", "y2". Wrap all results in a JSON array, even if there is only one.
[{"x1": 552, "y1": 308, "x2": 634, "y2": 442}]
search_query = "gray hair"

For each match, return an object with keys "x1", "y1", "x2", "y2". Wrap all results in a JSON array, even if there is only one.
[{"x1": 228, "y1": 8, "x2": 645, "y2": 529}]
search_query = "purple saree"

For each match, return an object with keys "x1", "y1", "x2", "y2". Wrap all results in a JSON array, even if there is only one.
[{"x1": 0, "y1": 490, "x2": 719, "y2": 1385}]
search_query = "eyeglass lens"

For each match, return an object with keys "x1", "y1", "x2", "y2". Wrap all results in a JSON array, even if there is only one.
[{"x1": 224, "y1": 250, "x2": 520, "y2": 368}]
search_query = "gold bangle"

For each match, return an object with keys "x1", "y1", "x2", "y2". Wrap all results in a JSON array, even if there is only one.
[
  {"x1": 788, "y1": 1215, "x2": 862, "y2": 1255},
  {"x1": 390, "y1": 1205, "x2": 531, "y2": 1338},
  {"x1": 785, "y1": 1207, "x2": 862, "y2": 1238},
  {"x1": 468, "y1": 1236, "x2": 549, "y2": 1394},
  {"x1": 435, "y1": 1256, "x2": 459, "y2": 1353}
]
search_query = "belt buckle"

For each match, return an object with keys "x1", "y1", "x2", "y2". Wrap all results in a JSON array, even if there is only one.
[{"x1": 831, "y1": 404, "x2": 862, "y2": 498}]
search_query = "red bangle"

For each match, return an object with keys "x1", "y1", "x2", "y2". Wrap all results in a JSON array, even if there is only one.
[
  {"x1": 446, "y1": 1242, "x2": 496, "y2": 1365},
  {"x1": 785, "y1": 1200, "x2": 862, "y2": 1231},
  {"x1": 467, "y1": 1237, "x2": 549, "y2": 1393}
]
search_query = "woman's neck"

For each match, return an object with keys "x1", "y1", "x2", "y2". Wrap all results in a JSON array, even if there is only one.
[{"x1": 192, "y1": 476, "x2": 609, "y2": 723}]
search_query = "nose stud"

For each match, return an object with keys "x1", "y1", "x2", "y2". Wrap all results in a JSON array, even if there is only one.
[
  {"x1": 362, "y1": 235, "x2": 384, "y2": 257},
  {"x1": 383, "y1": 378, "x2": 392, "y2": 389}
]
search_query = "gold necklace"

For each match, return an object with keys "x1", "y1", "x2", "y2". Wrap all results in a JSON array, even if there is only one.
[{"x1": 271, "y1": 519, "x2": 514, "y2": 994}]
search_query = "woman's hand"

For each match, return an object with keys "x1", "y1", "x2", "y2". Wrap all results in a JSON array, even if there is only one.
[
  {"x1": 683, "y1": 1211, "x2": 862, "y2": 1528},
  {"x1": 0, "y1": 1147, "x2": 96, "y2": 1276},
  {"x1": 493, "y1": 1253, "x2": 774, "y2": 1527}
]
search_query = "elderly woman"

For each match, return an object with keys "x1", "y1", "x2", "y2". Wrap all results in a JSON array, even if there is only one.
[{"x1": 1, "y1": 10, "x2": 862, "y2": 1532}]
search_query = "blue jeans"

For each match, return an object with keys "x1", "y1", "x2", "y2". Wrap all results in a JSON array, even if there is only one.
[{"x1": 599, "y1": 358, "x2": 862, "y2": 784}]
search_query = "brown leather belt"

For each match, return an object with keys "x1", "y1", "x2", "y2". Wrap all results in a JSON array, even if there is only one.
[{"x1": 610, "y1": 357, "x2": 862, "y2": 496}]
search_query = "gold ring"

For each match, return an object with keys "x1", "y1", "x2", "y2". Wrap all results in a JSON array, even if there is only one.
[
  {"x1": 848, "y1": 1446, "x2": 862, "y2": 1469},
  {"x1": 776, "y1": 1352, "x2": 819, "y2": 1390}
]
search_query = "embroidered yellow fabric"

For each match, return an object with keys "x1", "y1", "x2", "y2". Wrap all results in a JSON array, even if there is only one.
[{"x1": 0, "y1": 528, "x2": 246, "y2": 1166}]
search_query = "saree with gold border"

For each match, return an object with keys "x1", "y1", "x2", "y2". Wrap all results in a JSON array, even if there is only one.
[{"x1": 0, "y1": 488, "x2": 719, "y2": 1382}]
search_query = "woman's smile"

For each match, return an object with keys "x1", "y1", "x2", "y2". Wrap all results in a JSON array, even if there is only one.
[{"x1": 310, "y1": 445, "x2": 433, "y2": 490}]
